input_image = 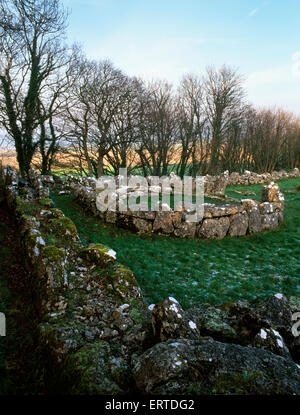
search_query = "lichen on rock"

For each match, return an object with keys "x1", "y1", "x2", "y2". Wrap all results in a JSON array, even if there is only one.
[{"x1": 80, "y1": 243, "x2": 117, "y2": 266}]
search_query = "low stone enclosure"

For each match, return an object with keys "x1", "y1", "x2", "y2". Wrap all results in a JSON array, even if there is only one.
[
  {"x1": 1, "y1": 166, "x2": 300, "y2": 394},
  {"x1": 50, "y1": 170, "x2": 291, "y2": 240}
]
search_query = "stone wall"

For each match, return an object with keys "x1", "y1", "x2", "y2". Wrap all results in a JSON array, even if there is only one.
[
  {"x1": 1, "y1": 166, "x2": 300, "y2": 394},
  {"x1": 1, "y1": 166, "x2": 152, "y2": 393},
  {"x1": 227, "y1": 167, "x2": 300, "y2": 186},
  {"x1": 57, "y1": 174, "x2": 285, "y2": 240}
]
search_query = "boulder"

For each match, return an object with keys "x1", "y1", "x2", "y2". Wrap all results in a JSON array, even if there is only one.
[
  {"x1": 227, "y1": 294, "x2": 294, "y2": 347},
  {"x1": 256, "y1": 294, "x2": 294, "y2": 345},
  {"x1": 186, "y1": 306, "x2": 238, "y2": 343},
  {"x1": 133, "y1": 338, "x2": 300, "y2": 394},
  {"x1": 204, "y1": 204, "x2": 242, "y2": 219},
  {"x1": 107, "y1": 264, "x2": 143, "y2": 300},
  {"x1": 261, "y1": 212, "x2": 279, "y2": 230},
  {"x1": 204, "y1": 171, "x2": 228, "y2": 196},
  {"x1": 253, "y1": 327, "x2": 292, "y2": 360},
  {"x1": 151, "y1": 297, "x2": 200, "y2": 341},
  {"x1": 244, "y1": 202, "x2": 262, "y2": 234},
  {"x1": 48, "y1": 216, "x2": 80, "y2": 244},
  {"x1": 35, "y1": 245, "x2": 68, "y2": 314}
]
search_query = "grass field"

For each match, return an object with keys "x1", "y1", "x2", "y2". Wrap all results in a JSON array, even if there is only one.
[{"x1": 51, "y1": 177, "x2": 300, "y2": 309}]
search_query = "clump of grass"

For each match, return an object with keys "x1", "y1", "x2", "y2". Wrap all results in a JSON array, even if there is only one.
[{"x1": 51, "y1": 177, "x2": 300, "y2": 309}]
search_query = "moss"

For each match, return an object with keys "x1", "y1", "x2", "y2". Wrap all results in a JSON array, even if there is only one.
[
  {"x1": 39, "y1": 198, "x2": 54, "y2": 208},
  {"x1": 50, "y1": 217, "x2": 77, "y2": 233},
  {"x1": 15, "y1": 196, "x2": 39, "y2": 216},
  {"x1": 80, "y1": 243, "x2": 116, "y2": 266},
  {"x1": 44, "y1": 234, "x2": 62, "y2": 247},
  {"x1": 128, "y1": 298, "x2": 149, "y2": 326},
  {"x1": 61, "y1": 341, "x2": 131, "y2": 394},
  {"x1": 288, "y1": 296, "x2": 300, "y2": 312},
  {"x1": 105, "y1": 264, "x2": 143, "y2": 304},
  {"x1": 42, "y1": 246, "x2": 65, "y2": 262},
  {"x1": 110, "y1": 264, "x2": 136, "y2": 285},
  {"x1": 47, "y1": 217, "x2": 79, "y2": 245},
  {"x1": 49, "y1": 208, "x2": 65, "y2": 218},
  {"x1": 81, "y1": 243, "x2": 110, "y2": 255},
  {"x1": 184, "y1": 370, "x2": 262, "y2": 395},
  {"x1": 210, "y1": 371, "x2": 262, "y2": 394},
  {"x1": 200, "y1": 307, "x2": 238, "y2": 341}
]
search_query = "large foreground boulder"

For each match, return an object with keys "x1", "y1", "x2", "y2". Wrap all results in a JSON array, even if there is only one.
[{"x1": 133, "y1": 338, "x2": 300, "y2": 395}]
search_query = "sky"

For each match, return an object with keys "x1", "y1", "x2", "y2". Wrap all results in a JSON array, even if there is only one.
[{"x1": 62, "y1": 0, "x2": 300, "y2": 114}]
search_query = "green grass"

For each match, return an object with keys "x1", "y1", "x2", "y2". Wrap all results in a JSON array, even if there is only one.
[{"x1": 51, "y1": 177, "x2": 300, "y2": 309}]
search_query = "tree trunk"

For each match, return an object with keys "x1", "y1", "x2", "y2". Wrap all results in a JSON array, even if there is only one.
[{"x1": 97, "y1": 154, "x2": 104, "y2": 177}]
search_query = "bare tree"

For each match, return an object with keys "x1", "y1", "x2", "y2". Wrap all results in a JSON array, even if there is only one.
[
  {"x1": 176, "y1": 74, "x2": 208, "y2": 177},
  {"x1": 136, "y1": 80, "x2": 178, "y2": 176},
  {"x1": 204, "y1": 65, "x2": 246, "y2": 174},
  {"x1": 105, "y1": 77, "x2": 144, "y2": 175},
  {"x1": 244, "y1": 108, "x2": 298, "y2": 173},
  {"x1": 0, "y1": 0, "x2": 69, "y2": 177},
  {"x1": 66, "y1": 58, "x2": 131, "y2": 177}
]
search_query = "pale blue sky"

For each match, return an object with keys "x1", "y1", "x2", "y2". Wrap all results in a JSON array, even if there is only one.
[{"x1": 62, "y1": 0, "x2": 300, "y2": 114}]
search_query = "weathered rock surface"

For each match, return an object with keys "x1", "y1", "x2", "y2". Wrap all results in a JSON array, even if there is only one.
[
  {"x1": 65, "y1": 341, "x2": 133, "y2": 394},
  {"x1": 228, "y1": 212, "x2": 249, "y2": 237},
  {"x1": 256, "y1": 294, "x2": 294, "y2": 345},
  {"x1": 186, "y1": 306, "x2": 238, "y2": 343},
  {"x1": 226, "y1": 294, "x2": 295, "y2": 348},
  {"x1": 198, "y1": 217, "x2": 230, "y2": 239},
  {"x1": 153, "y1": 212, "x2": 174, "y2": 234},
  {"x1": 133, "y1": 338, "x2": 300, "y2": 394},
  {"x1": 80, "y1": 243, "x2": 117, "y2": 266},
  {"x1": 253, "y1": 327, "x2": 292, "y2": 360},
  {"x1": 204, "y1": 171, "x2": 229, "y2": 196},
  {"x1": 152, "y1": 297, "x2": 200, "y2": 341}
]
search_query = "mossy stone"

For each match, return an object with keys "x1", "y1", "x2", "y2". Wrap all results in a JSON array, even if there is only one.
[
  {"x1": 80, "y1": 243, "x2": 116, "y2": 266},
  {"x1": 64, "y1": 341, "x2": 132, "y2": 394}
]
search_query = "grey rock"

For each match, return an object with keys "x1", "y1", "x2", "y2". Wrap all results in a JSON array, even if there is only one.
[
  {"x1": 228, "y1": 212, "x2": 249, "y2": 237},
  {"x1": 198, "y1": 217, "x2": 230, "y2": 239},
  {"x1": 133, "y1": 338, "x2": 300, "y2": 394},
  {"x1": 152, "y1": 297, "x2": 200, "y2": 341}
]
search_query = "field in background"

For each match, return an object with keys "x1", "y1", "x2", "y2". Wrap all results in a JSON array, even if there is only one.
[
  {"x1": 0, "y1": 145, "x2": 211, "y2": 176},
  {"x1": 51, "y1": 177, "x2": 300, "y2": 309}
]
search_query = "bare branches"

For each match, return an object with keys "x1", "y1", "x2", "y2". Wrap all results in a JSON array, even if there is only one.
[{"x1": 0, "y1": 0, "x2": 69, "y2": 176}]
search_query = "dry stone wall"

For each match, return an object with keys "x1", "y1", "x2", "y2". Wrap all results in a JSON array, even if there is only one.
[
  {"x1": 57, "y1": 174, "x2": 285, "y2": 240},
  {"x1": 227, "y1": 167, "x2": 300, "y2": 186},
  {"x1": 1, "y1": 166, "x2": 152, "y2": 393}
]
